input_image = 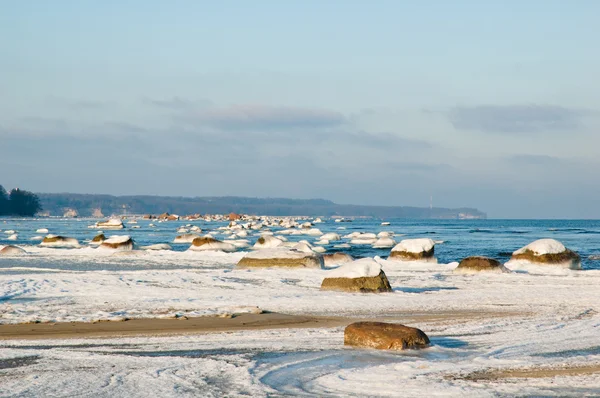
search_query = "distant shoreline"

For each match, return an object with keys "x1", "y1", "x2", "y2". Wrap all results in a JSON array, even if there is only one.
[{"x1": 36, "y1": 192, "x2": 487, "y2": 219}]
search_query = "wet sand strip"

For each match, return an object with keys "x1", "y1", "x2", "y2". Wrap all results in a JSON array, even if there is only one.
[{"x1": 0, "y1": 310, "x2": 523, "y2": 340}]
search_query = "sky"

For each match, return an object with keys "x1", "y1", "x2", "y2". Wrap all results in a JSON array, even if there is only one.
[{"x1": 1, "y1": 1, "x2": 599, "y2": 218}]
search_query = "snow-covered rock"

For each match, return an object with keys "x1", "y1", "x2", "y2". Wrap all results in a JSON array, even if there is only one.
[
  {"x1": 323, "y1": 252, "x2": 354, "y2": 267},
  {"x1": 237, "y1": 248, "x2": 323, "y2": 268},
  {"x1": 253, "y1": 235, "x2": 283, "y2": 250},
  {"x1": 389, "y1": 238, "x2": 435, "y2": 260},
  {"x1": 509, "y1": 239, "x2": 581, "y2": 269},
  {"x1": 36, "y1": 228, "x2": 49, "y2": 234},
  {"x1": 96, "y1": 219, "x2": 124, "y2": 230},
  {"x1": 40, "y1": 235, "x2": 80, "y2": 248},
  {"x1": 0, "y1": 245, "x2": 26, "y2": 255},
  {"x1": 188, "y1": 237, "x2": 236, "y2": 253},
  {"x1": 320, "y1": 233, "x2": 341, "y2": 241},
  {"x1": 321, "y1": 258, "x2": 392, "y2": 293},
  {"x1": 173, "y1": 234, "x2": 201, "y2": 244},
  {"x1": 372, "y1": 237, "x2": 396, "y2": 249},
  {"x1": 100, "y1": 235, "x2": 134, "y2": 251},
  {"x1": 6, "y1": 234, "x2": 17, "y2": 241},
  {"x1": 305, "y1": 228, "x2": 323, "y2": 236}
]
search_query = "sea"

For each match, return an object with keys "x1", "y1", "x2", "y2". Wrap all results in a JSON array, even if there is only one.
[{"x1": 1, "y1": 217, "x2": 599, "y2": 271}]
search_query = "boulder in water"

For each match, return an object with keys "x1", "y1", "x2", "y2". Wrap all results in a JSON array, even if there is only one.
[
  {"x1": 40, "y1": 235, "x2": 80, "y2": 248},
  {"x1": 96, "y1": 219, "x2": 124, "y2": 230},
  {"x1": 100, "y1": 235, "x2": 134, "y2": 251},
  {"x1": 510, "y1": 239, "x2": 581, "y2": 269},
  {"x1": 389, "y1": 238, "x2": 435, "y2": 261},
  {"x1": 188, "y1": 237, "x2": 236, "y2": 252},
  {"x1": 454, "y1": 256, "x2": 509, "y2": 274}
]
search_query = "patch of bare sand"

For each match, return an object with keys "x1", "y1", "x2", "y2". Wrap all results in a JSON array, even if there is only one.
[{"x1": 0, "y1": 310, "x2": 524, "y2": 340}]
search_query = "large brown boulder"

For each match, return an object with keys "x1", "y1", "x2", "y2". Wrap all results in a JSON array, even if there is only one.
[
  {"x1": 323, "y1": 252, "x2": 354, "y2": 267},
  {"x1": 229, "y1": 212, "x2": 241, "y2": 221},
  {"x1": 237, "y1": 248, "x2": 323, "y2": 268},
  {"x1": 344, "y1": 322, "x2": 430, "y2": 350},
  {"x1": 321, "y1": 258, "x2": 392, "y2": 293},
  {"x1": 389, "y1": 238, "x2": 435, "y2": 260},
  {"x1": 454, "y1": 256, "x2": 509, "y2": 274}
]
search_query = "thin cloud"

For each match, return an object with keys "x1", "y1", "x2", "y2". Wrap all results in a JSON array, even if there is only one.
[
  {"x1": 184, "y1": 104, "x2": 346, "y2": 130},
  {"x1": 143, "y1": 97, "x2": 211, "y2": 109},
  {"x1": 449, "y1": 105, "x2": 582, "y2": 133}
]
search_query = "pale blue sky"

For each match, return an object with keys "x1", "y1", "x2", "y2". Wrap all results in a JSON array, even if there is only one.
[{"x1": 1, "y1": 1, "x2": 599, "y2": 218}]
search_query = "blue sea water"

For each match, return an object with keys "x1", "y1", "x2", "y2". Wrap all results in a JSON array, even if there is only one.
[{"x1": 1, "y1": 217, "x2": 599, "y2": 270}]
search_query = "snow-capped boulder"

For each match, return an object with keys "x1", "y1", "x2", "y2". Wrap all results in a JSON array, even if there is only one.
[
  {"x1": 372, "y1": 237, "x2": 396, "y2": 249},
  {"x1": 323, "y1": 252, "x2": 354, "y2": 267},
  {"x1": 344, "y1": 322, "x2": 430, "y2": 350},
  {"x1": 188, "y1": 237, "x2": 236, "y2": 252},
  {"x1": 7, "y1": 234, "x2": 17, "y2": 241},
  {"x1": 321, "y1": 258, "x2": 392, "y2": 293},
  {"x1": 320, "y1": 233, "x2": 341, "y2": 241},
  {"x1": 173, "y1": 234, "x2": 200, "y2": 244},
  {"x1": 292, "y1": 242, "x2": 315, "y2": 253},
  {"x1": 0, "y1": 245, "x2": 26, "y2": 255},
  {"x1": 253, "y1": 235, "x2": 283, "y2": 250},
  {"x1": 510, "y1": 239, "x2": 581, "y2": 269},
  {"x1": 40, "y1": 235, "x2": 80, "y2": 248},
  {"x1": 236, "y1": 248, "x2": 324, "y2": 269},
  {"x1": 36, "y1": 228, "x2": 49, "y2": 234},
  {"x1": 96, "y1": 219, "x2": 124, "y2": 230},
  {"x1": 389, "y1": 238, "x2": 435, "y2": 260},
  {"x1": 100, "y1": 235, "x2": 134, "y2": 251},
  {"x1": 305, "y1": 228, "x2": 323, "y2": 236},
  {"x1": 454, "y1": 256, "x2": 509, "y2": 274}
]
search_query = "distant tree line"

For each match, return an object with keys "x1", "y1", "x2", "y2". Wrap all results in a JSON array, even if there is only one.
[{"x1": 0, "y1": 185, "x2": 42, "y2": 216}]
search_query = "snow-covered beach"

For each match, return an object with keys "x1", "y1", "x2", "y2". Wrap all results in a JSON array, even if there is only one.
[{"x1": 1, "y1": 217, "x2": 600, "y2": 396}]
